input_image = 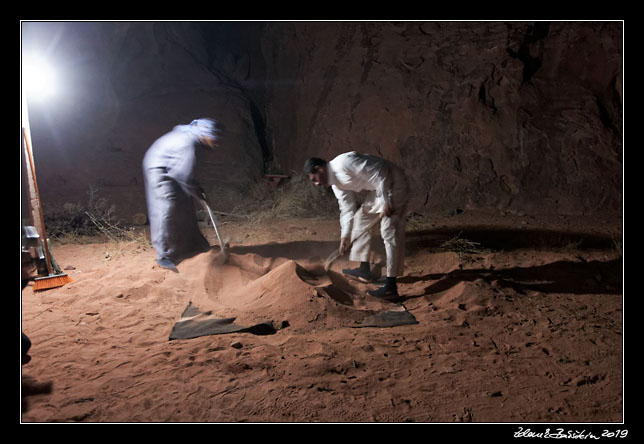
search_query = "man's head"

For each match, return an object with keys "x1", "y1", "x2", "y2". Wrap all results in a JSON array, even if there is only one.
[
  {"x1": 303, "y1": 157, "x2": 329, "y2": 187},
  {"x1": 190, "y1": 118, "x2": 222, "y2": 149}
]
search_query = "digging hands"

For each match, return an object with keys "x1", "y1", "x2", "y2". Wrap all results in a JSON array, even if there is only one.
[
  {"x1": 382, "y1": 202, "x2": 394, "y2": 218},
  {"x1": 339, "y1": 237, "x2": 351, "y2": 256},
  {"x1": 198, "y1": 189, "x2": 209, "y2": 208}
]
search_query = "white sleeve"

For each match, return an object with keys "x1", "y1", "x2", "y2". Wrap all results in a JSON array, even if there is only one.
[
  {"x1": 169, "y1": 145, "x2": 202, "y2": 200},
  {"x1": 332, "y1": 185, "x2": 358, "y2": 239}
]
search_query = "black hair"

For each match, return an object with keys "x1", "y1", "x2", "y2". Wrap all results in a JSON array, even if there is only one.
[{"x1": 303, "y1": 157, "x2": 327, "y2": 175}]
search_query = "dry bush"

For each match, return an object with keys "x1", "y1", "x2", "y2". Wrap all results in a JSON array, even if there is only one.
[
  {"x1": 43, "y1": 175, "x2": 340, "y2": 245},
  {"x1": 41, "y1": 201, "x2": 97, "y2": 240},
  {"x1": 438, "y1": 232, "x2": 487, "y2": 259},
  {"x1": 405, "y1": 212, "x2": 433, "y2": 231},
  {"x1": 43, "y1": 185, "x2": 148, "y2": 246},
  {"x1": 269, "y1": 173, "x2": 339, "y2": 219},
  {"x1": 220, "y1": 173, "x2": 339, "y2": 224},
  {"x1": 612, "y1": 236, "x2": 622, "y2": 259}
]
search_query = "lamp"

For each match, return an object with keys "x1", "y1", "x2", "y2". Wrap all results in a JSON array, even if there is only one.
[
  {"x1": 21, "y1": 54, "x2": 72, "y2": 291},
  {"x1": 23, "y1": 56, "x2": 57, "y2": 99}
]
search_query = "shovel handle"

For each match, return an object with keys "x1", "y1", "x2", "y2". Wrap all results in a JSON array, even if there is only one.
[
  {"x1": 324, "y1": 213, "x2": 383, "y2": 271},
  {"x1": 204, "y1": 202, "x2": 226, "y2": 248}
]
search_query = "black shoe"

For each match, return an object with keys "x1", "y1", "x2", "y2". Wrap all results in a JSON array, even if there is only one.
[
  {"x1": 342, "y1": 267, "x2": 374, "y2": 283},
  {"x1": 368, "y1": 285, "x2": 400, "y2": 301}
]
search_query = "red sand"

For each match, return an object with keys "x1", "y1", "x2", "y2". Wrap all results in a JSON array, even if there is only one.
[{"x1": 21, "y1": 213, "x2": 623, "y2": 423}]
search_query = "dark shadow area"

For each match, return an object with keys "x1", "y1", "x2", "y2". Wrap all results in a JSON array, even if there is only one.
[
  {"x1": 406, "y1": 227, "x2": 618, "y2": 253},
  {"x1": 22, "y1": 376, "x2": 54, "y2": 414},
  {"x1": 225, "y1": 227, "x2": 618, "y2": 261},
  {"x1": 169, "y1": 303, "x2": 277, "y2": 340},
  {"x1": 228, "y1": 240, "x2": 338, "y2": 261},
  {"x1": 398, "y1": 258, "x2": 622, "y2": 301},
  {"x1": 242, "y1": 322, "x2": 278, "y2": 336},
  {"x1": 317, "y1": 285, "x2": 355, "y2": 306}
]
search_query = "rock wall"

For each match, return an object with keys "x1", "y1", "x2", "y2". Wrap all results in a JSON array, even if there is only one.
[
  {"x1": 261, "y1": 21, "x2": 623, "y2": 216},
  {"x1": 22, "y1": 21, "x2": 622, "y2": 222}
]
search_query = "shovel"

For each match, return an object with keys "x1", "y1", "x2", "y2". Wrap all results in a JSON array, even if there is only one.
[
  {"x1": 324, "y1": 214, "x2": 382, "y2": 271},
  {"x1": 203, "y1": 200, "x2": 229, "y2": 263}
]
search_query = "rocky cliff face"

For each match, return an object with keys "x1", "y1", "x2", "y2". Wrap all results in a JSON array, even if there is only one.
[
  {"x1": 22, "y1": 21, "x2": 622, "y2": 221},
  {"x1": 261, "y1": 21, "x2": 623, "y2": 216}
]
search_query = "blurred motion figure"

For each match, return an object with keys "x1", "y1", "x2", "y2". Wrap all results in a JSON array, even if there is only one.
[{"x1": 143, "y1": 118, "x2": 222, "y2": 271}]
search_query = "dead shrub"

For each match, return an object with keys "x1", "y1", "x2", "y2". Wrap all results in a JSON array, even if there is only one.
[
  {"x1": 221, "y1": 173, "x2": 340, "y2": 223},
  {"x1": 42, "y1": 185, "x2": 147, "y2": 245},
  {"x1": 439, "y1": 232, "x2": 487, "y2": 260}
]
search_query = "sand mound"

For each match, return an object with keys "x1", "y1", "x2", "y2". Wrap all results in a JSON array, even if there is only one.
[
  {"x1": 433, "y1": 280, "x2": 496, "y2": 314},
  {"x1": 174, "y1": 247, "x2": 400, "y2": 331},
  {"x1": 205, "y1": 257, "x2": 322, "y2": 327}
]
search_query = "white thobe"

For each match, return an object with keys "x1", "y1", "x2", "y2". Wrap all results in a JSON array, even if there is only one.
[
  {"x1": 327, "y1": 152, "x2": 410, "y2": 277},
  {"x1": 143, "y1": 126, "x2": 210, "y2": 264}
]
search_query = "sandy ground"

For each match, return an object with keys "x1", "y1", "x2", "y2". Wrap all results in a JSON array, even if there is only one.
[{"x1": 20, "y1": 210, "x2": 624, "y2": 424}]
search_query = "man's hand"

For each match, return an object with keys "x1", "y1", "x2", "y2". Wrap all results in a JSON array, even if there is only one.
[
  {"x1": 383, "y1": 203, "x2": 395, "y2": 218},
  {"x1": 339, "y1": 237, "x2": 351, "y2": 255},
  {"x1": 198, "y1": 187, "x2": 208, "y2": 203},
  {"x1": 196, "y1": 193, "x2": 210, "y2": 213}
]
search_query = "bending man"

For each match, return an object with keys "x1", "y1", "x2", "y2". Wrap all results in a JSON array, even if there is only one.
[
  {"x1": 304, "y1": 151, "x2": 410, "y2": 299},
  {"x1": 143, "y1": 118, "x2": 221, "y2": 271}
]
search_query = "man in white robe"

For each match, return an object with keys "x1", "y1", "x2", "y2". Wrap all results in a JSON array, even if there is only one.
[{"x1": 304, "y1": 152, "x2": 410, "y2": 299}]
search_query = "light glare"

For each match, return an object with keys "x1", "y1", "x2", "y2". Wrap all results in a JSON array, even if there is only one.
[{"x1": 23, "y1": 56, "x2": 56, "y2": 99}]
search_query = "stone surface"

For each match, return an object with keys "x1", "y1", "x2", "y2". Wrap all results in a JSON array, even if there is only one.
[{"x1": 261, "y1": 21, "x2": 623, "y2": 216}]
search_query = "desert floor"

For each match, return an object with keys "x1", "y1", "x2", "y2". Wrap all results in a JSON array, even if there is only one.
[{"x1": 21, "y1": 210, "x2": 624, "y2": 424}]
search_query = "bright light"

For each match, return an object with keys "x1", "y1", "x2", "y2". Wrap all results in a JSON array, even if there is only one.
[{"x1": 22, "y1": 56, "x2": 57, "y2": 99}]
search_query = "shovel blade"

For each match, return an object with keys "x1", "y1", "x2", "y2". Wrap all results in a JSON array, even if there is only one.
[{"x1": 324, "y1": 249, "x2": 340, "y2": 272}]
